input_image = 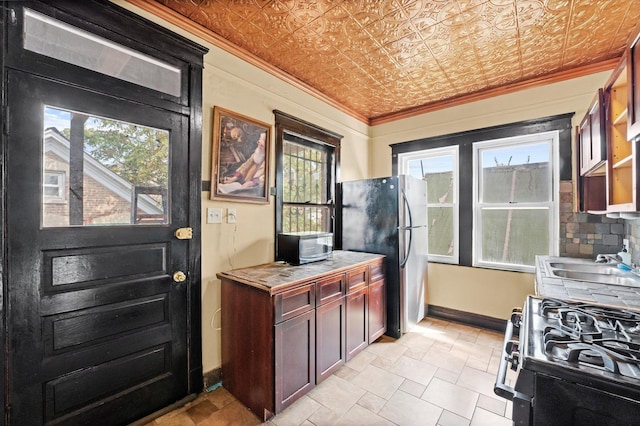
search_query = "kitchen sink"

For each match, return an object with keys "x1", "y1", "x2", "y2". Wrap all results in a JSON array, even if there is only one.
[
  {"x1": 550, "y1": 270, "x2": 640, "y2": 287},
  {"x1": 547, "y1": 262, "x2": 628, "y2": 275},
  {"x1": 543, "y1": 258, "x2": 640, "y2": 287}
]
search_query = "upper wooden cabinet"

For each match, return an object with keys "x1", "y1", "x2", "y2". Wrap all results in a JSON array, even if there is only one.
[
  {"x1": 605, "y1": 58, "x2": 637, "y2": 212},
  {"x1": 627, "y1": 28, "x2": 640, "y2": 140},
  {"x1": 579, "y1": 89, "x2": 606, "y2": 176}
]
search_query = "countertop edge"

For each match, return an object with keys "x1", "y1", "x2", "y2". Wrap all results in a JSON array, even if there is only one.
[{"x1": 216, "y1": 251, "x2": 385, "y2": 296}]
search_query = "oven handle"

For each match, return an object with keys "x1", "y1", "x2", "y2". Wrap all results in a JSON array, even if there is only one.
[{"x1": 494, "y1": 313, "x2": 522, "y2": 401}]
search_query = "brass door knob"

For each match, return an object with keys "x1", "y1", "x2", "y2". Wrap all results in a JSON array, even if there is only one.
[{"x1": 173, "y1": 271, "x2": 187, "y2": 282}]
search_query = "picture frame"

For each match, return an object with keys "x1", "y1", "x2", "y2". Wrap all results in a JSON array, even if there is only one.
[{"x1": 210, "y1": 106, "x2": 271, "y2": 203}]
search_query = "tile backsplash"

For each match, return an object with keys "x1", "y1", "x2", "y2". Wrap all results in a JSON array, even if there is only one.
[{"x1": 560, "y1": 181, "x2": 625, "y2": 259}]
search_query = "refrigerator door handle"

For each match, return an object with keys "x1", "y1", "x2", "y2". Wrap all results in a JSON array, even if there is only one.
[{"x1": 400, "y1": 189, "x2": 413, "y2": 268}]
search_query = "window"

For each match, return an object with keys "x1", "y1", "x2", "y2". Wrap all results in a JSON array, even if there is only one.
[
  {"x1": 274, "y1": 111, "x2": 341, "y2": 255},
  {"x1": 43, "y1": 170, "x2": 65, "y2": 202},
  {"x1": 391, "y1": 114, "x2": 571, "y2": 272},
  {"x1": 473, "y1": 133, "x2": 559, "y2": 272},
  {"x1": 399, "y1": 146, "x2": 459, "y2": 264},
  {"x1": 282, "y1": 134, "x2": 332, "y2": 232}
]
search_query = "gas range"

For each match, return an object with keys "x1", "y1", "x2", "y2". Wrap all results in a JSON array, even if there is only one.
[{"x1": 495, "y1": 296, "x2": 640, "y2": 426}]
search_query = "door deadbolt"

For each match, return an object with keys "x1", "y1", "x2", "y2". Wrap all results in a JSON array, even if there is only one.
[{"x1": 173, "y1": 271, "x2": 187, "y2": 282}]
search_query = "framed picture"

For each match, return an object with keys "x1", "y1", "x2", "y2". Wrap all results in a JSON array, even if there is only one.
[{"x1": 210, "y1": 107, "x2": 271, "y2": 203}]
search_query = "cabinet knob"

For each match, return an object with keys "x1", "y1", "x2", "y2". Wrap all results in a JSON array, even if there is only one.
[{"x1": 173, "y1": 271, "x2": 187, "y2": 283}]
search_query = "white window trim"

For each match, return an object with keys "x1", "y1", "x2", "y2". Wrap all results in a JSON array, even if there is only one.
[
  {"x1": 472, "y1": 131, "x2": 560, "y2": 273},
  {"x1": 398, "y1": 145, "x2": 459, "y2": 264},
  {"x1": 43, "y1": 170, "x2": 66, "y2": 203}
]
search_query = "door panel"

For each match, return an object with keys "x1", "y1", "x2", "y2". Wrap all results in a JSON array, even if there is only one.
[{"x1": 7, "y1": 69, "x2": 189, "y2": 425}]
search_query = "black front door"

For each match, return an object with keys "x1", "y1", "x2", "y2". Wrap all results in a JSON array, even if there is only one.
[{"x1": 6, "y1": 69, "x2": 192, "y2": 425}]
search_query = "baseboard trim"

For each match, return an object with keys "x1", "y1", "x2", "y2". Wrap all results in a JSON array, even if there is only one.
[
  {"x1": 203, "y1": 367, "x2": 222, "y2": 390},
  {"x1": 427, "y1": 304, "x2": 506, "y2": 332}
]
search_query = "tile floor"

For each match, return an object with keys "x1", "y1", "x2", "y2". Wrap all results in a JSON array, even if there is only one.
[{"x1": 145, "y1": 317, "x2": 516, "y2": 426}]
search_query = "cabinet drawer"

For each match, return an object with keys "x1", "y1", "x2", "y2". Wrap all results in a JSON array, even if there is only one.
[
  {"x1": 346, "y1": 266, "x2": 368, "y2": 293},
  {"x1": 369, "y1": 260, "x2": 385, "y2": 283},
  {"x1": 316, "y1": 274, "x2": 345, "y2": 306},
  {"x1": 274, "y1": 284, "x2": 315, "y2": 324}
]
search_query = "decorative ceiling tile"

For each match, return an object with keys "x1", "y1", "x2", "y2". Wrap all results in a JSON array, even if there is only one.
[{"x1": 157, "y1": 0, "x2": 639, "y2": 120}]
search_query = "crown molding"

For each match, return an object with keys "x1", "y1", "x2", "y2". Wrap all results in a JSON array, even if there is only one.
[
  {"x1": 369, "y1": 58, "x2": 620, "y2": 126},
  {"x1": 124, "y1": 0, "x2": 370, "y2": 124}
]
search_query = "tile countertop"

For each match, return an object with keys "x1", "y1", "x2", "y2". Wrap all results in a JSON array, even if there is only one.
[
  {"x1": 535, "y1": 255, "x2": 640, "y2": 309},
  {"x1": 216, "y1": 250, "x2": 385, "y2": 296}
]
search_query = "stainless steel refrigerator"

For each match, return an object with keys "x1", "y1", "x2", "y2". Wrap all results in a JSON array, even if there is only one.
[{"x1": 339, "y1": 175, "x2": 428, "y2": 338}]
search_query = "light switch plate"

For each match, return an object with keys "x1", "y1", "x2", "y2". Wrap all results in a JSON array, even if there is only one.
[
  {"x1": 227, "y1": 208, "x2": 237, "y2": 224},
  {"x1": 207, "y1": 208, "x2": 222, "y2": 224}
]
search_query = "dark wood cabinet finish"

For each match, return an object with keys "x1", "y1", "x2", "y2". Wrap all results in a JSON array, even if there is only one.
[
  {"x1": 575, "y1": 126, "x2": 607, "y2": 212},
  {"x1": 316, "y1": 297, "x2": 346, "y2": 383},
  {"x1": 347, "y1": 266, "x2": 368, "y2": 292},
  {"x1": 218, "y1": 252, "x2": 384, "y2": 421},
  {"x1": 274, "y1": 283, "x2": 315, "y2": 323},
  {"x1": 221, "y1": 281, "x2": 274, "y2": 418},
  {"x1": 346, "y1": 285, "x2": 369, "y2": 361},
  {"x1": 368, "y1": 277, "x2": 386, "y2": 343},
  {"x1": 316, "y1": 274, "x2": 346, "y2": 305},
  {"x1": 275, "y1": 310, "x2": 315, "y2": 413},
  {"x1": 627, "y1": 27, "x2": 640, "y2": 140},
  {"x1": 368, "y1": 259, "x2": 386, "y2": 342},
  {"x1": 579, "y1": 89, "x2": 606, "y2": 175}
]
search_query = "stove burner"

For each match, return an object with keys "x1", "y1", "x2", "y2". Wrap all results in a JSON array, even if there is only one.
[{"x1": 539, "y1": 298, "x2": 640, "y2": 378}]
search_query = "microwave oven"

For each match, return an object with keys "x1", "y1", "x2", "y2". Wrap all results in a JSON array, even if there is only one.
[{"x1": 277, "y1": 232, "x2": 333, "y2": 265}]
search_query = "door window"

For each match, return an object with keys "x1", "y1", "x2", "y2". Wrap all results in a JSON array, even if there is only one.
[
  {"x1": 43, "y1": 106, "x2": 169, "y2": 227},
  {"x1": 24, "y1": 8, "x2": 181, "y2": 96}
]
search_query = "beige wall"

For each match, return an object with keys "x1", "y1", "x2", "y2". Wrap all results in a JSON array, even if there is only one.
[
  {"x1": 116, "y1": 1, "x2": 615, "y2": 375},
  {"x1": 369, "y1": 71, "x2": 613, "y2": 321},
  {"x1": 114, "y1": 2, "x2": 370, "y2": 375}
]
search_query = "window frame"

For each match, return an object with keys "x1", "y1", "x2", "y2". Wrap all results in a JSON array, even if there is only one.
[
  {"x1": 273, "y1": 111, "x2": 342, "y2": 258},
  {"x1": 398, "y1": 145, "x2": 459, "y2": 264},
  {"x1": 472, "y1": 132, "x2": 560, "y2": 272},
  {"x1": 43, "y1": 170, "x2": 66, "y2": 202},
  {"x1": 390, "y1": 113, "x2": 573, "y2": 271}
]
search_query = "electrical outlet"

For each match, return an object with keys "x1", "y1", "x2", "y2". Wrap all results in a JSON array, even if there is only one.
[
  {"x1": 227, "y1": 208, "x2": 237, "y2": 224},
  {"x1": 207, "y1": 208, "x2": 222, "y2": 224}
]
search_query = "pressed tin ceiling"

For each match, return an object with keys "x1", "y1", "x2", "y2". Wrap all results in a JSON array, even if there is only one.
[{"x1": 138, "y1": 0, "x2": 639, "y2": 124}]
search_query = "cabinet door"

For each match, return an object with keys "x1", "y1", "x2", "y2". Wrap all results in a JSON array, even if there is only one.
[
  {"x1": 368, "y1": 278, "x2": 386, "y2": 342},
  {"x1": 628, "y1": 29, "x2": 640, "y2": 140},
  {"x1": 579, "y1": 89, "x2": 606, "y2": 175},
  {"x1": 346, "y1": 286, "x2": 368, "y2": 361},
  {"x1": 275, "y1": 310, "x2": 315, "y2": 413},
  {"x1": 316, "y1": 297, "x2": 346, "y2": 383},
  {"x1": 606, "y1": 58, "x2": 636, "y2": 211},
  {"x1": 579, "y1": 110, "x2": 593, "y2": 174}
]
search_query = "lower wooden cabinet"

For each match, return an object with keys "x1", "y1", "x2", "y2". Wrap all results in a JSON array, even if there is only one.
[
  {"x1": 275, "y1": 310, "x2": 315, "y2": 413},
  {"x1": 218, "y1": 252, "x2": 385, "y2": 421},
  {"x1": 346, "y1": 285, "x2": 368, "y2": 361},
  {"x1": 368, "y1": 277, "x2": 386, "y2": 342},
  {"x1": 316, "y1": 296, "x2": 345, "y2": 383}
]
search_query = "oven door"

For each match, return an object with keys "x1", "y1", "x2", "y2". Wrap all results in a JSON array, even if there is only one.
[{"x1": 494, "y1": 308, "x2": 533, "y2": 425}]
